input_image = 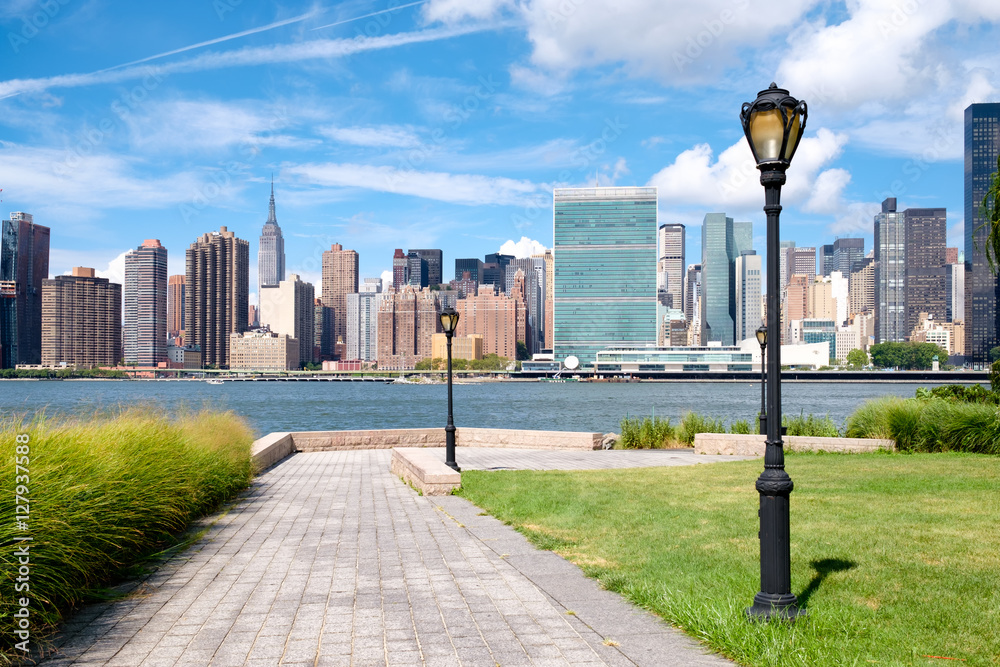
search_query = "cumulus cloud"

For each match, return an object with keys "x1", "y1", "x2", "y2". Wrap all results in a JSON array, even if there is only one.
[
  {"x1": 95, "y1": 250, "x2": 128, "y2": 284},
  {"x1": 499, "y1": 236, "x2": 548, "y2": 257},
  {"x1": 647, "y1": 128, "x2": 849, "y2": 210},
  {"x1": 380, "y1": 270, "x2": 394, "y2": 288}
]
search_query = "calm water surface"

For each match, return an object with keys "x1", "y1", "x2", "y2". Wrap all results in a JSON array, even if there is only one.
[{"x1": 0, "y1": 379, "x2": 975, "y2": 437}]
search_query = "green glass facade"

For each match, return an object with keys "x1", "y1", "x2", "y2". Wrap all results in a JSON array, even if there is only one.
[{"x1": 553, "y1": 187, "x2": 657, "y2": 369}]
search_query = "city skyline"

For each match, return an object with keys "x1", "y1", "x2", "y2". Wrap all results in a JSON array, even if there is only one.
[{"x1": 2, "y1": 2, "x2": 996, "y2": 295}]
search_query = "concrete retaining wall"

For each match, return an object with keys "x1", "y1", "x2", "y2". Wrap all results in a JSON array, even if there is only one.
[
  {"x1": 249, "y1": 427, "x2": 605, "y2": 469},
  {"x1": 694, "y1": 432, "x2": 895, "y2": 456},
  {"x1": 390, "y1": 448, "x2": 461, "y2": 496}
]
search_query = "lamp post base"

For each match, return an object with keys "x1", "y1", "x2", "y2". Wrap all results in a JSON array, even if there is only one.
[{"x1": 747, "y1": 592, "x2": 805, "y2": 621}]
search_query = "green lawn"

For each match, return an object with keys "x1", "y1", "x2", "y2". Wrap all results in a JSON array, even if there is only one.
[{"x1": 458, "y1": 453, "x2": 1000, "y2": 667}]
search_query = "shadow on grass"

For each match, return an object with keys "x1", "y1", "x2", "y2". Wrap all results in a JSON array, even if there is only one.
[{"x1": 798, "y1": 558, "x2": 856, "y2": 609}]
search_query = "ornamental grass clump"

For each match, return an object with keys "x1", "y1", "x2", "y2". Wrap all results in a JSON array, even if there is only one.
[
  {"x1": 0, "y1": 407, "x2": 254, "y2": 658},
  {"x1": 782, "y1": 411, "x2": 841, "y2": 438},
  {"x1": 846, "y1": 395, "x2": 1000, "y2": 453},
  {"x1": 619, "y1": 415, "x2": 675, "y2": 449},
  {"x1": 677, "y1": 412, "x2": 726, "y2": 446}
]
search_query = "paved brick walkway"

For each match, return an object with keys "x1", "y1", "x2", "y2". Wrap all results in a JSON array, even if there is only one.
[{"x1": 41, "y1": 449, "x2": 737, "y2": 666}]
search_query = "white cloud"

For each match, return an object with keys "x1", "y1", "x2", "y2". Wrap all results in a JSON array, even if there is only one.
[
  {"x1": 284, "y1": 162, "x2": 543, "y2": 206},
  {"x1": 499, "y1": 236, "x2": 547, "y2": 258},
  {"x1": 95, "y1": 250, "x2": 129, "y2": 285},
  {"x1": 804, "y1": 168, "x2": 851, "y2": 215},
  {"x1": 647, "y1": 128, "x2": 849, "y2": 211},
  {"x1": 0, "y1": 24, "x2": 493, "y2": 98},
  {"x1": 318, "y1": 124, "x2": 422, "y2": 148},
  {"x1": 380, "y1": 269, "x2": 394, "y2": 288},
  {"x1": 423, "y1": 0, "x2": 514, "y2": 24},
  {"x1": 125, "y1": 100, "x2": 292, "y2": 154}
]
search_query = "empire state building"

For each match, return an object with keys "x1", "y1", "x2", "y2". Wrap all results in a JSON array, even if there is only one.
[{"x1": 258, "y1": 179, "x2": 286, "y2": 290}]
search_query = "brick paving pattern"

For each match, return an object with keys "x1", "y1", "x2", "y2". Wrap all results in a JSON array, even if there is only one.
[{"x1": 40, "y1": 449, "x2": 735, "y2": 666}]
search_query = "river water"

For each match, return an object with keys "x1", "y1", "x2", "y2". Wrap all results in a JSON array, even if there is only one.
[{"x1": 0, "y1": 379, "x2": 976, "y2": 437}]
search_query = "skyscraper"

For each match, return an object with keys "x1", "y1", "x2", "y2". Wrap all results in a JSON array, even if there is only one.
[
  {"x1": 532, "y1": 249, "x2": 554, "y2": 351},
  {"x1": 41, "y1": 267, "x2": 121, "y2": 368},
  {"x1": 456, "y1": 284, "x2": 526, "y2": 360},
  {"x1": 785, "y1": 246, "x2": 817, "y2": 284},
  {"x1": 904, "y1": 207, "x2": 947, "y2": 335},
  {"x1": 506, "y1": 257, "x2": 543, "y2": 354},
  {"x1": 832, "y1": 238, "x2": 865, "y2": 277},
  {"x1": 965, "y1": 103, "x2": 1000, "y2": 361},
  {"x1": 314, "y1": 298, "x2": 335, "y2": 360},
  {"x1": 410, "y1": 249, "x2": 442, "y2": 286},
  {"x1": 657, "y1": 223, "x2": 685, "y2": 311},
  {"x1": 735, "y1": 251, "x2": 762, "y2": 343},
  {"x1": 259, "y1": 273, "x2": 315, "y2": 367},
  {"x1": 778, "y1": 240, "x2": 795, "y2": 289},
  {"x1": 700, "y1": 214, "x2": 751, "y2": 346},
  {"x1": 946, "y1": 263, "x2": 965, "y2": 324},
  {"x1": 455, "y1": 258, "x2": 484, "y2": 285},
  {"x1": 185, "y1": 227, "x2": 250, "y2": 368},
  {"x1": 124, "y1": 239, "x2": 168, "y2": 367},
  {"x1": 685, "y1": 263, "x2": 702, "y2": 323},
  {"x1": 553, "y1": 187, "x2": 657, "y2": 368},
  {"x1": 321, "y1": 243, "x2": 359, "y2": 353},
  {"x1": 346, "y1": 278, "x2": 384, "y2": 362},
  {"x1": 482, "y1": 253, "x2": 514, "y2": 293},
  {"x1": 406, "y1": 251, "x2": 427, "y2": 288},
  {"x1": 167, "y1": 274, "x2": 185, "y2": 340},
  {"x1": 393, "y1": 249, "x2": 407, "y2": 289},
  {"x1": 258, "y1": 180, "x2": 285, "y2": 290},
  {"x1": 875, "y1": 198, "x2": 906, "y2": 343},
  {"x1": 0, "y1": 212, "x2": 50, "y2": 368},
  {"x1": 819, "y1": 244, "x2": 835, "y2": 277}
]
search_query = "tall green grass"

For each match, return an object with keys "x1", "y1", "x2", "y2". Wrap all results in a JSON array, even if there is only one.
[
  {"x1": 0, "y1": 408, "x2": 254, "y2": 657},
  {"x1": 846, "y1": 396, "x2": 1000, "y2": 453},
  {"x1": 619, "y1": 415, "x2": 676, "y2": 449}
]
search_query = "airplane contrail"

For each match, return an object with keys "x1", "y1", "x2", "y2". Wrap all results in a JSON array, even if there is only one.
[{"x1": 311, "y1": 0, "x2": 427, "y2": 31}]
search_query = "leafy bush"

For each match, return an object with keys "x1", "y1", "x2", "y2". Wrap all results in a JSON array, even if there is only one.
[
  {"x1": 728, "y1": 419, "x2": 752, "y2": 435},
  {"x1": 676, "y1": 412, "x2": 727, "y2": 446},
  {"x1": 0, "y1": 408, "x2": 255, "y2": 657},
  {"x1": 846, "y1": 396, "x2": 1000, "y2": 454},
  {"x1": 782, "y1": 411, "x2": 841, "y2": 437},
  {"x1": 619, "y1": 415, "x2": 675, "y2": 449},
  {"x1": 915, "y1": 384, "x2": 997, "y2": 404}
]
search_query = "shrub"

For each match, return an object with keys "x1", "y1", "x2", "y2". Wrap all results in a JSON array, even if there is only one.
[
  {"x1": 0, "y1": 408, "x2": 255, "y2": 656},
  {"x1": 846, "y1": 396, "x2": 1000, "y2": 454},
  {"x1": 915, "y1": 384, "x2": 997, "y2": 404},
  {"x1": 619, "y1": 415, "x2": 675, "y2": 449},
  {"x1": 728, "y1": 419, "x2": 752, "y2": 435},
  {"x1": 676, "y1": 412, "x2": 726, "y2": 446},
  {"x1": 782, "y1": 411, "x2": 841, "y2": 438}
]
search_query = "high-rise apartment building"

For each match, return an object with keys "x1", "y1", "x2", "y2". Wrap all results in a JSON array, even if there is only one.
[
  {"x1": 259, "y1": 273, "x2": 315, "y2": 367},
  {"x1": 258, "y1": 181, "x2": 285, "y2": 290},
  {"x1": 124, "y1": 239, "x2": 168, "y2": 367},
  {"x1": 946, "y1": 263, "x2": 965, "y2": 323},
  {"x1": 965, "y1": 103, "x2": 1000, "y2": 361},
  {"x1": 849, "y1": 255, "x2": 875, "y2": 316},
  {"x1": 532, "y1": 249, "x2": 554, "y2": 350},
  {"x1": 393, "y1": 249, "x2": 407, "y2": 289},
  {"x1": 321, "y1": 243, "x2": 359, "y2": 353},
  {"x1": 785, "y1": 246, "x2": 817, "y2": 285},
  {"x1": 185, "y1": 227, "x2": 250, "y2": 368},
  {"x1": 167, "y1": 275, "x2": 185, "y2": 339},
  {"x1": 657, "y1": 223, "x2": 685, "y2": 311},
  {"x1": 376, "y1": 286, "x2": 439, "y2": 370},
  {"x1": 346, "y1": 279, "x2": 385, "y2": 362},
  {"x1": 0, "y1": 212, "x2": 50, "y2": 368},
  {"x1": 685, "y1": 264, "x2": 702, "y2": 323},
  {"x1": 875, "y1": 198, "x2": 906, "y2": 343},
  {"x1": 785, "y1": 274, "x2": 810, "y2": 342},
  {"x1": 904, "y1": 207, "x2": 947, "y2": 335},
  {"x1": 506, "y1": 257, "x2": 544, "y2": 354},
  {"x1": 778, "y1": 240, "x2": 796, "y2": 289},
  {"x1": 734, "y1": 251, "x2": 761, "y2": 343},
  {"x1": 314, "y1": 299, "x2": 335, "y2": 360},
  {"x1": 553, "y1": 187, "x2": 657, "y2": 368},
  {"x1": 456, "y1": 284, "x2": 526, "y2": 360},
  {"x1": 819, "y1": 244, "x2": 835, "y2": 277},
  {"x1": 409, "y1": 249, "x2": 442, "y2": 287},
  {"x1": 41, "y1": 267, "x2": 121, "y2": 367}
]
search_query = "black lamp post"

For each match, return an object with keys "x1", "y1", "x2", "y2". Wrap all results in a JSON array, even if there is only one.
[
  {"x1": 440, "y1": 307, "x2": 461, "y2": 472},
  {"x1": 740, "y1": 83, "x2": 808, "y2": 621},
  {"x1": 756, "y1": 326, "x2": 767, "y2": 436}
]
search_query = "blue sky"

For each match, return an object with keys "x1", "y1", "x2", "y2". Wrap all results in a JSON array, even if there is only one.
[{"x1": 1, "y1": 0, "x2": 998, "y2": 301}]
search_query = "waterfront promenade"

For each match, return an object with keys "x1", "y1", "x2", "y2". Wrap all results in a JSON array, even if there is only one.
[{"x1": 40, "y1": 448, "x2": 748, "y2": 666}]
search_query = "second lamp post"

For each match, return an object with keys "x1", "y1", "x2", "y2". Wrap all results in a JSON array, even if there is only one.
[{"x1": 440, "y1": 307, "x2": 461, "y2": 472}]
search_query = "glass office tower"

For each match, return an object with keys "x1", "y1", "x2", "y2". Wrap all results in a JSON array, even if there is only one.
[
  {"x1": 965, "y1": 103, "x2": 1000, "y2": 362},
  {"x1": 553, "y1": 187, "x2": 657, "y2": 370}
]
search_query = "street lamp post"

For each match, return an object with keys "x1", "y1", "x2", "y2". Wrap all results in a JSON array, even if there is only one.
[
  {"x1": 740, "y1": 83, "x2": 808, "y2": 621},
  {"x1": 440, "y1": 307, "x2": 461, "y2": 472},
  {"x1": 756, "y1": 326, "x2": 767, "y2": 436}
]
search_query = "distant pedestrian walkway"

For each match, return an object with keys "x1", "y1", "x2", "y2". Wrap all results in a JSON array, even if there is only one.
[{"x1": 41, "y1": 449, "x2": 737, "y2": 666}]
